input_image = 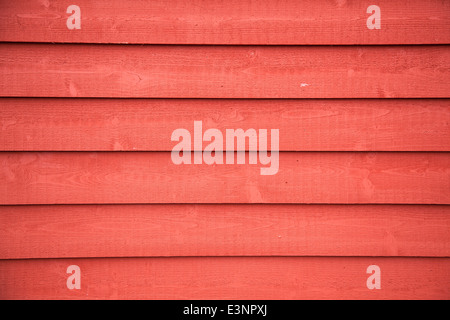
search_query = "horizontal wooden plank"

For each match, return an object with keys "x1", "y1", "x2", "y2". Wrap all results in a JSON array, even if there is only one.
[
  {"x1": 0, "y1": 0, "x2": 449, "y2": 45},
  {"x1": 1, "y1": 98, "x2": 449, "y2": 151},
  {"x1": 0, "y1": 152, "x2": 448, "y2": 204},
  {"x1": 1, "y1": 44, "x2": 449, "y2": 98},
  {"x1": 0, "y1": 204, "x2": 448, "y2": 259},
  {"x1": 0, "y1": 257, "x2": 448, "y2": 299}
]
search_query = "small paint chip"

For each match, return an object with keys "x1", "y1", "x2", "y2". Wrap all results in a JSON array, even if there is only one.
[{"x1": 300, "y1": 83, "x2": 310, "y2": 87}]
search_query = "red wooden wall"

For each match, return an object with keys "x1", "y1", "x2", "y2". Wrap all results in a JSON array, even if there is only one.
[{"x1": 0, "y1": 0, "x2": 449, "y2": 300}]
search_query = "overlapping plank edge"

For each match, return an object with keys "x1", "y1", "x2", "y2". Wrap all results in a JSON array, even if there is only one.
[
  {"x1": 1, "y1": 98, "x2": 449, "y2": 151},
  {"x1": 0, "y1": 151, "x2": 448, "y2": 205},
  {"x1": 0, "y1": 257, "x2": 449, "y2": 299},
  {"x1": 1, "y1": 44, "x2": 449, "y2": 98},
  {"x1": 0, "y1": 0, "x2": 449, "y2": 45},
  {"x1": 0, "y1": 204, "x2": 448, "y2": 259}
]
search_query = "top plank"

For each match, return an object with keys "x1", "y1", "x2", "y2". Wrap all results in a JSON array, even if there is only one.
[{"x1": 0, "y1": 0, "x2": 449, "y2": 45}]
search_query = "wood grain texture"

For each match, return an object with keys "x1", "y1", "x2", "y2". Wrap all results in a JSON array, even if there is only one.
[
  {"x1": 0, "y1": 0, "x2": 449, "y2": 45},
  {"x1": 1, "y1": 0, "x2": 449, "y2": 303},
  {"x1": 0, "y1": 257, "x2": 448, "y2": 299},
  {"x1": 1, "y1": 98, "x2": 449, "y2": 151},
  {"x1": 0, "y1": 204, "x2": 448, "y2": 259},
  {"x1": 1, "y1": 44, "x2": 449, "y2": 98},
  {"x1": 0, "y1": 152, "x2": 448, "y2": 205}
]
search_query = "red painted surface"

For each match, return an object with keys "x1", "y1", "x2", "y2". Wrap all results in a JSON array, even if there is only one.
[
  {"x1": 0, "y1": 204, "x2": 448, "y2": 259},
  {"x1": 0, "y1": 1, "x2": 449, "y2": 300},
  {"x1": 1, "y1": 98, "x2": 449, "y2": 151},
  {"x1": 0, "y1": 152, "x2": 448, "y2": 205},
  {"x1": 0, "y1": 44, "x2": 449, "y2": 98},
  {"x1": 0, "y1": 257, "x2": 449, "y2": 300},
  {"x1": 0, "y1": 0, "x2": 449, "y2": 44}
]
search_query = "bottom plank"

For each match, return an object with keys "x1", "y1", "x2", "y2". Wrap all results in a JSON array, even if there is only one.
[{"x1": 0, "y1": 257, "x2": 448, "y2": 300}]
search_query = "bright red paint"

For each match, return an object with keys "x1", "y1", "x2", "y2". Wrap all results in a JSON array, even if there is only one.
[{"x1": 0, "y1": 0, "x2": 449, "y2": 300}]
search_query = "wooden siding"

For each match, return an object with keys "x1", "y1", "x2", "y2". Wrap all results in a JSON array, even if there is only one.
[
  {"x1": 1, "y1": 152, "x2": 449, "y2": 205},
  {"x1": 1, "y1": 44, "x2": 449, "y2": 98},
  {"x1": 1, "y1": 0, "x2": 449, "y2": 45},
  {"x1": 1, "y1": 98, "x2": 449, "y2": 152},
  {"x1": 0, "y1": 1, "x2": 449, "y2": 300},
  {"x1": 1, "y1": 257, "x2": 449, "y2": 300},
  {"x1": 0, "y1": 204, "x2": 448, "y2": 259}
]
